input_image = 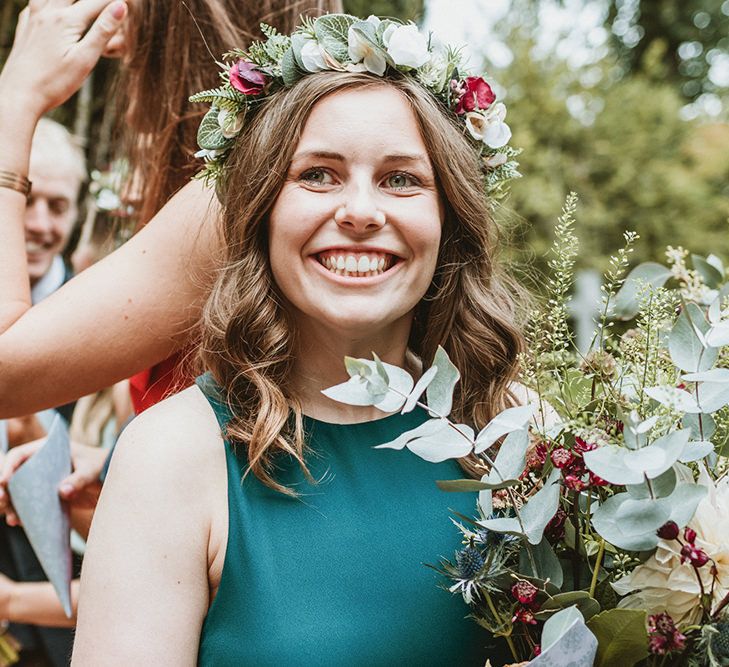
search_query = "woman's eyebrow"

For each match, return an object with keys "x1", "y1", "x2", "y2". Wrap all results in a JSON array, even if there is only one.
[
  {"x1": 382, "y1": 153, "x2": 429, "y2": 164},
  {"x1": 291, "y1": 149, "x2": 345, "y2": 162},
  {"x1": 291, "y1": 149, "x2": 430, "y2": 165}
]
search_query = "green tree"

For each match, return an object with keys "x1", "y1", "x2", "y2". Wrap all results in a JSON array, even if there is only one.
[
  {"x1": 342, "y1": 0, "x2": 425, "y2": 21},
  {"x1": 604, "y1": 0, "x2": 729, "y2": 100},
  {"x1": 490, "y1": 18, "x2": 729, "y2": 277}
]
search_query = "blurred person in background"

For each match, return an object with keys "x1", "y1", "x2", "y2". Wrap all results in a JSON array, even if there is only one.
[
  {"x1": 0, "y1": 142, "x2": 136, "y2": 656},
  {"x1": 0, "y1": 116, "x2": 86, "y2": 667}
]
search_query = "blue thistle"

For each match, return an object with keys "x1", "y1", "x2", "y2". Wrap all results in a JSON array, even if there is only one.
[
  {"x1": 456, "y1": 546, "x2": 484, "y2": 579},
  {"x1": 710, "y1": 621, "x2": 729, "y2": 660}
]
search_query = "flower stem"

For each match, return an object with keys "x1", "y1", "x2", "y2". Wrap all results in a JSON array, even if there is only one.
[
  {"x1": 589, "y1": 539, "x2": 605, "y2": 599},
  {"x1": 691, "y1": 564, "x2": 709, "y2": 621},
  {"x1": 570, "y1": 491, "x2": 582, "y2": 588},
  {"x1": 712, "y1": 588, "x2": 729, "y2": 619},
  {"x1": 484, "y1": 591, "x2": 519, "y2": 662}
]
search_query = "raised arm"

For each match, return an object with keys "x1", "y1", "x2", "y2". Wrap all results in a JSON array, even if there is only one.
[
  {"x1": 72, "y1": 388, "x2": 224, "y2": 664},
  {"x1": 0, "y1": 0, "x2": 129, "y2": 327},
  {"x1": 0, "y1": 178, "x2": 221, "y2": 417},
  {"x1": 0, "y1": 1, "x2": 222, "y2": 417}
]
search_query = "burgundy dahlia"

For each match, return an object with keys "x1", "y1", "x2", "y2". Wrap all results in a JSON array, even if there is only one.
[
  {"x1": 564, "y1": 474, "x2": 587, "y2": 492},
  {"x1": 574, "y1": 436, "x2": 597, "y2": 453},
  {"x1": 588, "y1": 471, "x2": 609, "y2": 487}
]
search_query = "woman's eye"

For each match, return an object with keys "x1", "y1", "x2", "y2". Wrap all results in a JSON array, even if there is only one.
[
  {"x1": 299, "y1": 168, "x2": 334, "y2": 186},
  {"x1": 384, "y1": 172, "x2": 418, "y2": 190}
]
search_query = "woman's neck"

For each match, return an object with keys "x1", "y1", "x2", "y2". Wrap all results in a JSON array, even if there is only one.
[{"x1": 291, "y1": 315, "x2": 414, "y2": 423}]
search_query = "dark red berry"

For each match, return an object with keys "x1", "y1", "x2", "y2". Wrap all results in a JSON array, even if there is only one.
[{"x1": 657, "y1": 521, "x2": 680, "y2": 540}]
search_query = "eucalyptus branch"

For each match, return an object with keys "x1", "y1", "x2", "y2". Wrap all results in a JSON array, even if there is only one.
[
  {"x1": 383, "y1": 384, "x2": 509, "y2": 484},
  {"x1": 381, "y1": 378, "x2": 537, "y2": 558}
]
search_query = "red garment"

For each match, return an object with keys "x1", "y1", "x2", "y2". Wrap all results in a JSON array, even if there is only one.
[{"x1": 128, "y1": 352, "x2": 192, "y2": 414}]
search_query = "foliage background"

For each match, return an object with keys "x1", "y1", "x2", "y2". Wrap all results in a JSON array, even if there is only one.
[{"x1": 1, "y1": 0, "x2": 727, "y2": 278}]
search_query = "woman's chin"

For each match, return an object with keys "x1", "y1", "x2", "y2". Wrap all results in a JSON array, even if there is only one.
[{"x1": 301, "y1": 303, "x2": 414, "y2": 341}]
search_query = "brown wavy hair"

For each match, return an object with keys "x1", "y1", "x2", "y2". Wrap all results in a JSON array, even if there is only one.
[
  {"x1": 198, "y1": 72, "x2": 526, "y2": 494},
  {"x1": 114, "y1": 0, "x2": 342, "y2": 226}
]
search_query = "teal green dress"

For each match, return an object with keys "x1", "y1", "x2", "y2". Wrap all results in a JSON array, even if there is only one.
[{"x1": 196, "y1": 375, "x2": 507, "y2": 666}]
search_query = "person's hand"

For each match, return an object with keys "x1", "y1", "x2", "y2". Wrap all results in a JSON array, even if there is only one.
[
  {"x1": 0, "y1": 0, "x2": 128, "y2": 118},
  {"x1": 0, "y1": 439, "x2": 108, "y2": 525},
  {"x1": 0, "y1": 574, "x2": 16, "y2": 621},
  {"x1": 6, "y1": 414, "x2": 46, "y2": 448},
  {"x1": 57, "y1": 441, "x2": 108, "y2": 510}
]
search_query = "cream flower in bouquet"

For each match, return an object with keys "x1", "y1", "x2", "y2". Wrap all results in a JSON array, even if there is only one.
[{"x1": 612, "y1": 472, "x2": 729, "y2": 626}]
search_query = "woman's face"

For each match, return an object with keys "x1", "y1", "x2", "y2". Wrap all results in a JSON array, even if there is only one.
[{"x1": 268, "y1": 86, "x2": 443, "y2": 339}]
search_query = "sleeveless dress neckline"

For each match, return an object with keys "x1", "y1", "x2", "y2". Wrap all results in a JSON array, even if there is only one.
[
  {"x1": 301, "y1": 409, "x2": 405, "y2": 428},
  {"x1": 195, "y1": 373, "x2": 508, "y2": 666}
]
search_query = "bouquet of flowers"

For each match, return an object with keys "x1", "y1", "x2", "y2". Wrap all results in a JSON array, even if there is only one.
[{"x1": 325, "y1": 194, "x2": 729, "y2": 666}]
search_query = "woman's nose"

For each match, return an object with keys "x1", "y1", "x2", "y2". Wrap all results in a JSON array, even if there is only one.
[{"x1": 334, "y1": 184, "x2": 386, "y2": 234}]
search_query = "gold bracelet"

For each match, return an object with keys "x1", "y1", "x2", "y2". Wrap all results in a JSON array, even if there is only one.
[{"x1": 0, "y1": 169, "x2": 31, "y2": 198}]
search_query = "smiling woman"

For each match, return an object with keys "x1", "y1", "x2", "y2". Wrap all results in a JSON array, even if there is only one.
[
  {"x1": 72, "y1": 17, "x2": 523, "y2": 666},
  {"x1": 269, "y1": 85, "x2": 441, "y2": 339}
]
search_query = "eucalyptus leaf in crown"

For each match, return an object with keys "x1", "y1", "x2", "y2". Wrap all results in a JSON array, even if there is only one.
[
  {"x1": 189, "y1": 14, "x2": 520, "y2": 201},
  {"x1": 323, "y1": 194, "x2": 729, "y2": 665}
]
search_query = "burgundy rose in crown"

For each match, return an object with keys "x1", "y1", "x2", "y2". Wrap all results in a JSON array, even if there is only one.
[
  {"x1": 228, "y1": 60, "x2": 268, "y2": 96},
  {"x1": 454, "y1": 76, "x2": 495, "y2": 114}
]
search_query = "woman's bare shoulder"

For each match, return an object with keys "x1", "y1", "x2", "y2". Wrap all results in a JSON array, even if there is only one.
[{"x1": 111, "y1": 385, "x2": 225, "y2": 483}]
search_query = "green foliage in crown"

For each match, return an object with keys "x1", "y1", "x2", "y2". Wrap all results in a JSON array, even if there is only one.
[{"x1": 189, "y1": 14, "x2": 521, "y2": 202}]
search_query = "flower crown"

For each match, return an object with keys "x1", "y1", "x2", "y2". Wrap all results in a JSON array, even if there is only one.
[{"x1": 190, "y1": 14, "x2": 521, "y2": 200}]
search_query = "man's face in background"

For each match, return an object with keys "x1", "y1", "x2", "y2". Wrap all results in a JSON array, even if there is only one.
[{"x1": 25, "y1": 155, "x2": 80, "y2": 286}]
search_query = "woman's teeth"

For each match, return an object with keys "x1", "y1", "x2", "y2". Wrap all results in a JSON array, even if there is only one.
[{"x1": 318, "y1": 252, "x2": 392, "y2": 277}]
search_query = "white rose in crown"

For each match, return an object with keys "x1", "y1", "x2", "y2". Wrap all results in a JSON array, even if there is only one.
[
  {"x1": 348, "y1": 16, "x2": 387, "y2": 76},
  {"x1": 465, "y1": 102, "x2": 512, "y2": 149},
  {"x1": 384, "y1": 23, "x2": 430, "y2": 69},
  {"x1": 300, "y1": 38, "x2": 327, "y2": 72},
  {"x1": 217, "y1": 109, "x2": 245, "y2": 139}
]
